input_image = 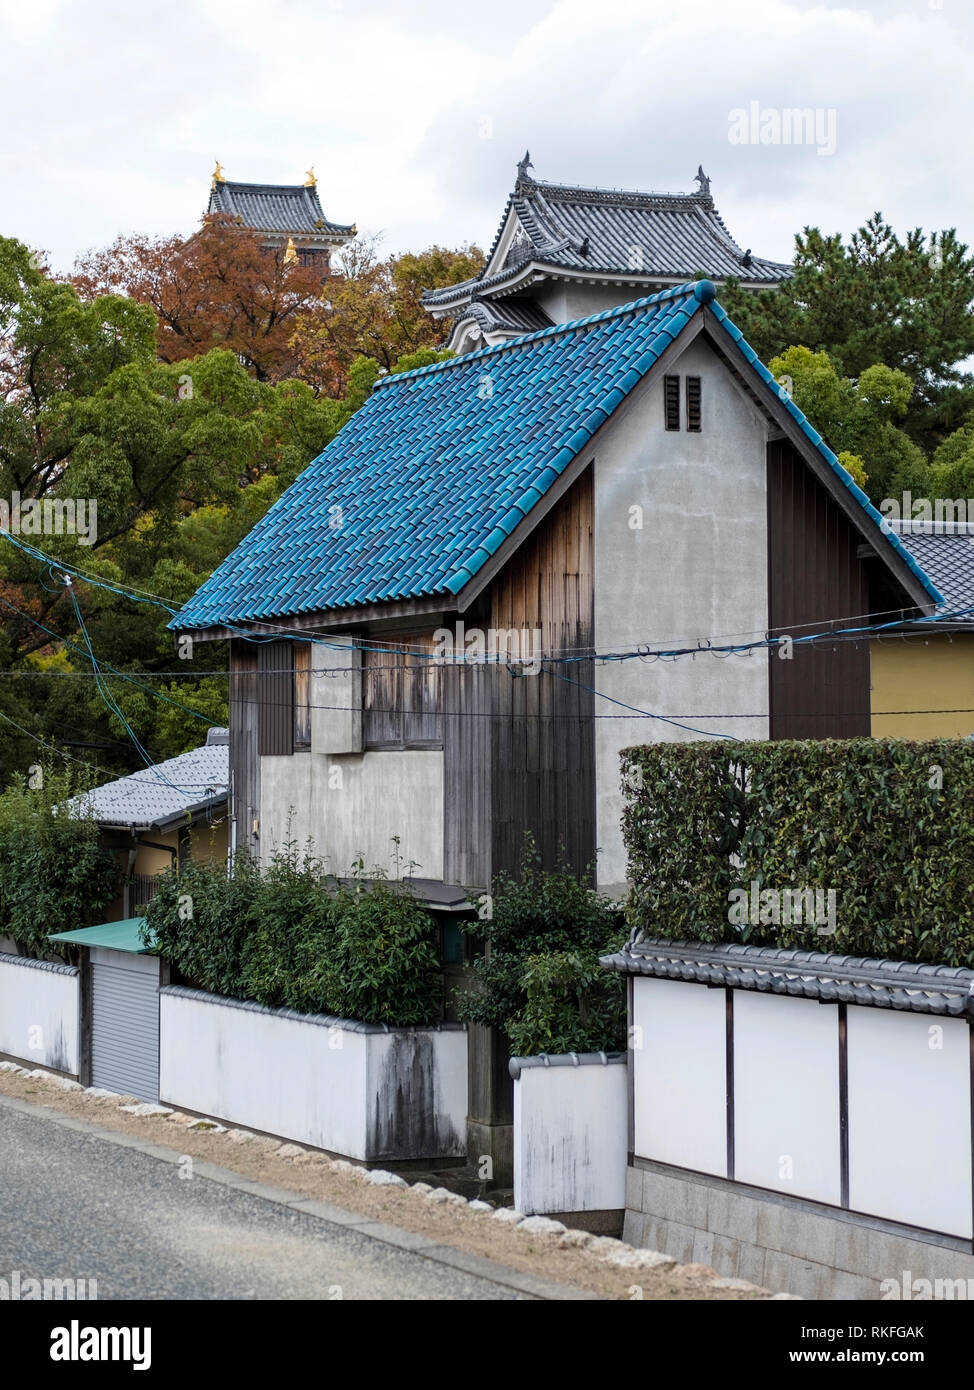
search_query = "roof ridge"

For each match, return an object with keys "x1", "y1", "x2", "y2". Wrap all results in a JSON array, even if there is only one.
[
  {"x1": 522, "y1": 175, "x2": 709, "y2": 205},
  {"x1": 378, "y1": 280, "x2": 713, "y2": 388},
  {"x1": 220, "y1": 179, "x2": 319, "y2": 193}
]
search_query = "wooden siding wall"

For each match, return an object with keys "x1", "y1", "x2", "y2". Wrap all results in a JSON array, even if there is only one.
[
  {"x1": 488, "y1": 468, "x2": 596, "y2": 881},
  {"x1": 229, "y1": 641, "x2": 260, "y2": 856},
  {"x1": 443, "y1": 659, "x2": 492, "y2": 889},
  {"x1": 767, "y1": 440, "x2": 871, "y2": 738},
  {"x1": 257, "y1": 640, "x2": 294, "y2": 757}
]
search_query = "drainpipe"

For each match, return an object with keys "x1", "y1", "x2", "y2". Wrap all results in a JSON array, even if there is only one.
[{"x1": 127, "y1": 830, "x2": 179, "y2": 915}]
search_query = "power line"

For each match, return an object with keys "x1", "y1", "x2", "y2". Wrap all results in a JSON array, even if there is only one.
[
  {"x1": 4, "y1": 524, "x2": 969, "y2": 666},
  {"x1": 65, "y1": 577, "x2": 188, "y2": 794},
  {"x1": 0, "y1": 593, "x2": 217, "y2": 722},
  {"x1": 0, "y1": 705, "x2": 224, "y2": 790},
  {"x1": 220, "y1": 687, "x2": 974, "y2": 722}
]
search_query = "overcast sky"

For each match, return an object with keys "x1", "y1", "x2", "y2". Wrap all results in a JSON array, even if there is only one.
[{"x1": 1, "y1": 0, "x2": 971, "y2": 276}]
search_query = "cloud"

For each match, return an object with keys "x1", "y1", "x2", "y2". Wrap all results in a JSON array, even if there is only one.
[{"x1": 0, "y1": 0, "x2": 971, "y2": 276}]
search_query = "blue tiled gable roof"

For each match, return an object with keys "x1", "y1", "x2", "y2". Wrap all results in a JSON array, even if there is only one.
[{"x1": 172, "y1": 281, "x2": 943, "y2": 630}]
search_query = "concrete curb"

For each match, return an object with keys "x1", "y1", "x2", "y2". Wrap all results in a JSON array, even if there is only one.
[{"x1": 0, "y1": 1092, "x2": 597, "y2": 1302}]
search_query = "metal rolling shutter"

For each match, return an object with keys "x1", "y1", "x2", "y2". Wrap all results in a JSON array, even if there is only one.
[{"x1": 89, "y1": 948, "x2": 159, "y2": 1101}]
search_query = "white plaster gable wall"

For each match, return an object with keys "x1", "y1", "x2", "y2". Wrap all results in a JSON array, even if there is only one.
[
  {"x1": 260, "y1": 750, "x2": 444, "y2": 879},
  {"x1": 593, "y1": 336, "x2": 771, "y2": 894},
  {"x1": 534, "y1": 280, "x2": 649, "y2": 326}
]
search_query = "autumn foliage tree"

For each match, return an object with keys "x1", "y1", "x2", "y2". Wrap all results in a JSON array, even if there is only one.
[
  {"x1": 73, "y1": 217, "x2": 327, "y2": 382},
  {"x1": 292, "y1": 236, "x2": 484, "y2": 394}
]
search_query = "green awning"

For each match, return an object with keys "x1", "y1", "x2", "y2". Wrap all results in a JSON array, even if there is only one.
[{"x1": 48, "y1": 917, "x2": 156, "y2": 954}]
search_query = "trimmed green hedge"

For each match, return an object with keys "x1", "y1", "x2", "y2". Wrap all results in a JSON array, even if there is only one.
[
  {"x1": 621, "y1": 739, "x2": 974, "y2": 967},
  {"x1": 144, "y1": 850, "x2": 442, "y2": 1026}
]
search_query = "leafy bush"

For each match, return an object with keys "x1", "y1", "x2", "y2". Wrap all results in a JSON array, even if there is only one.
[
  {"x1": 323, "y1": 864, "x2": 443, "y2": 1026},
  {"x1": 0, "y1": 766, "x2": 120, "y2": 958},
  {"x1": 622, "y1": 738, "x2": 974, "y2": 966},
  {"x1": 239, "y1": 847, "x2": 337, "y2": 1009},
  {"x1": 457, "y1": 837, "x2": 626, "y2": 1054},
  {"x1": 144, "y1": 847, "x2": 442, "y2": 1026},
  {"x1": 505, "y1": 950, "x2": 627, "y2": 1057},
  {"x1": 147, "y1": 853, "x2": 262, "y2": 997}
]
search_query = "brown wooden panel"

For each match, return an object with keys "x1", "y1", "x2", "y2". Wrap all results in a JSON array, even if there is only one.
[
  {"x1": 257, "y1": 641, "x2": 294, "y2": 757},
  {"x1": 767, "y1": 440, "x2": 870, "y2": 738},
  {"x1": 294, "y1": 644, "x2": 311, "y2": 747},
  {"x1": 363, "y1": 632, "x2": 443, "y2": 749},
  {"x1": 443, "y1": 660, "x2": 492, "y2": 889},
  {"x1": 488, "y1": 466, "x2": 595, "y2": 881},
  {"x1": 229, "y1": 640, "x2": 260, "y2": 857}
]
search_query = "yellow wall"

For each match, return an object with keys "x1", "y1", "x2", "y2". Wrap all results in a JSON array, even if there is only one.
[{"x1": 871, "y1": 634, "x2": 974, "y2": 739}]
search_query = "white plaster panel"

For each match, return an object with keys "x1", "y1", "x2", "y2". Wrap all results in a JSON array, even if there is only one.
[
  {"x1": 632, "y1": 976, "x2": 727, "y2": 1176},
  {"x1": 847, "y1": 1006, "x2": 972, "y2": 1238},
  {"x1": 513, "y1": 1059, "x2": 627, "y2": 1214},
  {"x1": 733, "y1": 990, "x2": 841, "y2": 1205}
]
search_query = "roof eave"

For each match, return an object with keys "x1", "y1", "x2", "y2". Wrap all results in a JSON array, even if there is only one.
[
  {"x1": 95, "y1": 795, "x2": 228, "y2": 834},
  {"x1": 425, "y1": 260, "x2": 788, "y2": 315}
]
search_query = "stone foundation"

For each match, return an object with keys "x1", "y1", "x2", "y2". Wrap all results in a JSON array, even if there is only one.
[{"x1": 625, "y1": 1160, "x2": 974, "y2": 1300}]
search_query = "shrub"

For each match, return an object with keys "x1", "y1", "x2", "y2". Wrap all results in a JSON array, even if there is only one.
[
  {"x1": 457, "y1": 837, "x2": 626, "y2": 1054},
  {"x1": 324, "y1": 863, "x2": 442, "y2": 1026},
  {"x1": 146, "y1": 853, "x2": 261, "y2": 997},
  {"x1": 505, "y1": 950, "x2": 627, "y2": 1056},
  {"x1": 621, "y1": 738, "x2": 974, "y2": 966},
  {"x1": 239, "y1": 846, "x2": 338, "y2": 1009},
  {"x1": 0, "y1": 766, "x2": 119, "y2": 958},
  {"x1": 144, "y1": 847, "x2": 442, "y2": 1026}
]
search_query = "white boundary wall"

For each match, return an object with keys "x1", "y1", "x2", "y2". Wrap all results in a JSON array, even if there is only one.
[
  {"x1": 632, "y1": 976, "x2": 974, "y2": 1239},
  {"x1": 512, "y1": 1053, "x2": 627, "y2": 1215},
  {"x1": 0, "y1": 952, "x2": 79, "y2": 1075},
  {"x1": 160, "y1": 986, "x2": 467, "y2": 1161}
]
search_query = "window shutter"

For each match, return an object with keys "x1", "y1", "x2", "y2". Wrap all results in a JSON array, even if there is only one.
[
  {"x1": 664, "y1": 374, "x2": 680, "y2": 431},
  {"x1": 686, "y1": 375, "x2": 702, "y2": 432}
]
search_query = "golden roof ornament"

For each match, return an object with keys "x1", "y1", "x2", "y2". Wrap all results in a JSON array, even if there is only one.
[
  {"x1": 304, "y1": 166, "x2": 316, "y2": 187},
  {"x1": 212, "y1": 160, "x2": 227, "y2": 185},
  {"x1": 284, "y1": 237, "x2": 298, "y2": 265}
]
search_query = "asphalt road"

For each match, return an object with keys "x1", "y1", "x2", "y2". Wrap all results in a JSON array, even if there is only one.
[{"x1": 0, "y1": 1104, "x2": 530, "y2": 1300}]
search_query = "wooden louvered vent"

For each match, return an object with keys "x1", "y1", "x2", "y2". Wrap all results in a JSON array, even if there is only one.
[
  {"x1": 686, "y1": 375, "x2": 702, "y2": 432},
  {"x1": 664, "y1": 374, "x2": 680, "y2": 431}
]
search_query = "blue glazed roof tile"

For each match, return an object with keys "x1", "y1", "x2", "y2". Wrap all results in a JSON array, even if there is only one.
[{"x1": 172, "y1": 280, "x2": 942, "y2": 630}]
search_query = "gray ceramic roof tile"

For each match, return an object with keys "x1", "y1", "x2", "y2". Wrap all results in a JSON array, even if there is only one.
[
  {"x1": 208, "y1": 180, "x2": 354, "y2": 237},
  {"x1": 424, "y1": 173, "x2": 791, "y2": 310},
  {"x1": 69, "y1": 737, "x2": 229, "y2": 831},
  {"x1": 466, "y1": 298, "x2": 554, "y2": 335},
  {"x1": 600, "y1": 937, "x2": 974, "y2": 1016},
  {"x1": 892, "y1": 521, "x2": 974, "y2": 624}
]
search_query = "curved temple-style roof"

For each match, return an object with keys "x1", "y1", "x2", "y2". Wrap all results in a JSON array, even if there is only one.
[
  {"x1": 208, "y1": 180, "x2": 355, "y2": 240},
  {"x1": 423, "y1": 164, "x2": 791, "y2": 320},
  {"x1": 170, "y1": 280, "x2": 941, "y2": 634}
]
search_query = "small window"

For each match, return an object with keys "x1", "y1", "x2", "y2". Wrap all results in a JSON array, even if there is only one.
[
  {"x1": 686, "y1": 376, "x2": 702, "y2": 432},
  {"x1": 363, "y1": 633, "x2": 442, "y2": 749},
  {"x1": 664, "y1": 374, "x2": 680, "y2": 431},
  {"x1": 294, "y1": 644, "x2": 311, "y2": 747}
]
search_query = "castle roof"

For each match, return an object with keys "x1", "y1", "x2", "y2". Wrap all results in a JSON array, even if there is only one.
[
  {"x1": 207, "y1": 179, "x2": 354, "y2": 240},
  {"x1": 423, "y1": 162, "x2": 791, "y2": 317}
]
